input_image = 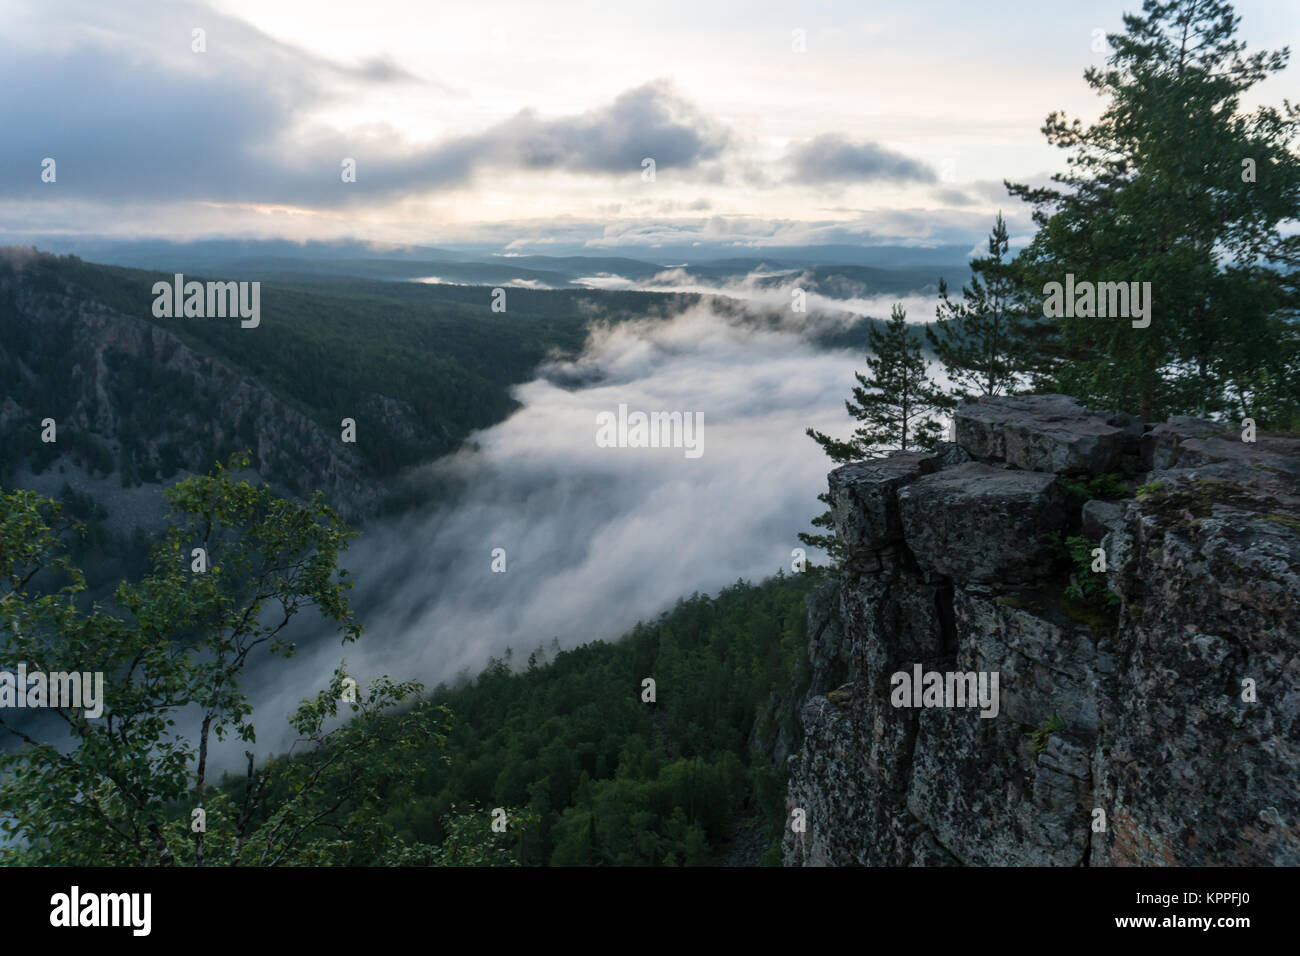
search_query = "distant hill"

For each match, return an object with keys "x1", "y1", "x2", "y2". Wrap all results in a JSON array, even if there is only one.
[
  {"x1": 0, "y1": 251, "x2": 703, "y2": 553},
  {"x1": 18, "y1": 236, "x2": 972, "y2": 287},
  {"x1": 220, "y1": 257, "x2": 582, "y2": 288},
  {"x1": 0, "y1": 247, "x2": 940, "y2": 587}
]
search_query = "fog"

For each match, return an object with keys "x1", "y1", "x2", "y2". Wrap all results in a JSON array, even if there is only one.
[
  {"x1": 575, "y1": 267, "x2": 944, "y2": 326},
  {"x1": 231, "y1": 299, "x2": 884, "y2": 764}
]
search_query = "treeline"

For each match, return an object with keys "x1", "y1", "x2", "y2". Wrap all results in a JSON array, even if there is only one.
[
  {"x1": 1, "y1": 461, "x2": 816, "y2": 866},
  {"x1": 365, "y1": 575, "x2": 814, "y2": 865}
]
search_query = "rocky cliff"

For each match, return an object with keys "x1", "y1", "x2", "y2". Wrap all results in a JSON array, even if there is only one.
[
  {"x1": 0, "y1": 250, "x2": 381, "y2": 524},
  {"x1": 784, "y1": 394, "x2": 1299, "y2": 866}
]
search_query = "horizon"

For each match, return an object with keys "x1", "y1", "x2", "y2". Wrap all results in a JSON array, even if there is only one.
[{"x1": 5, "y1": 0, "x2": 1296, "y2": 256}]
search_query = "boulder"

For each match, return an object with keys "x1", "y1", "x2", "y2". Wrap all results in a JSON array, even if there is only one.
[
  {"x1": 1141, "y1": 415, "x2": 1223, "y2": 470},
  {"x1": 828, "y1": 452, "x2": 937, "y2": 557},
  {"x1": 1081, "y1": 498, "x2": 1125, "y2": 540},
  {"x1": 955, "y1": 394, "x2": 1142, "y2": 476},
  {"x1": 897, "y1": 463, "x2": 1067, "y2": 584},
  {"x1": 1146, "y1": 424, "x2": 1300, "y2": 476}
]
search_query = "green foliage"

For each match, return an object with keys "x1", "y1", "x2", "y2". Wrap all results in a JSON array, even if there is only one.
[
  {"x1": 382, "y1": 805, "x2": 540, "y2": 866},
  {"x1": 1135, "y1": 480, "x2": 1167, "y2": 500},
  {"x1": 927, "y1": 213, "x2": 1039, "y2": 397},
  {"x1": 807, "y1": 303, "x2": 953, "y2": 461},
  {"x1": 1063, "y1": 535, "x2": 1120, "y2": 609},
  {"x1": 796, "y1": 491, "x2": 843, "y2": 563},
  {"x1": 801, "y1": 303, "x2": 953, "y2": 560},
  {"x1": 366, "y1": 573, "x2": 818, "y2": 866},
  {"x1": 0, "y1": 457, "x2": 397, "y2": 865},
  {"x1": 0, "y1": 475, "x2": 816, "y2": 865},
  {"x1": 1007, "y1": 0, "x2": 1300, "y2": 424},
  {"x1": 1026, "y1": 714, "x2": 1066, "y2": 756},
  {"x1": 1057, "y1": 472, "x2": 1124, "y2": 512}
]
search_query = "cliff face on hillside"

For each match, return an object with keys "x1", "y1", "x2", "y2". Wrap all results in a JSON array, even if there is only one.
[
  {"x1": 784, "y1": 394, "x2": 1299, "y2": 866},
  {"x1": 0, "y1": 252, "x2": 379, "y2": 522}
]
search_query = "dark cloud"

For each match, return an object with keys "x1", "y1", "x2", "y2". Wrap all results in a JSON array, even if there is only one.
[
  {"x1": 0, "y1": 0, "x2": 731, "y2": 209},
  {"x1": 786, "y1": 134, "x2": 936, "y2": 185},
  {"x1": 475, "y1": 81, "x2": 731, "y2": 174},
  {"x1": 352, "y1": 55, "x2": 426, "y2": 85},
  {"x1": 0, "y1": 28, "x2": 733, "y2": 208},
  {"x1": 932, "y1": 187, "x2": 979, "y2": 206}
]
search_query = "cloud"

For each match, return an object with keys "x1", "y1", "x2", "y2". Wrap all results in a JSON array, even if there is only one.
[
  {"x1": 0, "y1": 0, "x2": 731, "y2": 207},
  {"x1": 225, "y1": 302, "x2": 869, "y2": 766},
  {"x1": 932, "y1": 187, "x2": 980, "y2": 206},
  {"x1": 573, "y1": 266, "x2": 942, "y2": 327},
  {"x1": 785, "y1": 134, "x2": 937, "y2": 186},
  {"x1": 475, "y1": 80, "x2": 731, "y2": 175}
]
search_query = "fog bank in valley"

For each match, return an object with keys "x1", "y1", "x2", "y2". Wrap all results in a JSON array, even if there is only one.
[{"x1": 236, "y1": 301, "x2": 882, "y2": 763}]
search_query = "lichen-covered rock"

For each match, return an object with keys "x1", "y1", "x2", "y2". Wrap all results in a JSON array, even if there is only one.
[
  {"x1": 956, "y1": 393, "x2": 1142, "y2": 476},
  {"x1": 897, "y1": 463, "x2": 1067, "y2": 584},
  {"x1": 901, "y1": 590, "x2": 1106, "y2": 866},
  {"x1": 787, "y1": 395, "x2": 1300, "y2": 867},
  {"x1": 1141, "y1": 415, "x2": 1223, "y2": 470},
  {"x1": 828, "y1": 452, "x2": 938, "y2": 560},
  {"x1": 1081, "y1": 498, "x2": 1125, "y2": 540},
  {"x1": 783, "y1": 695, "x2": 878, "y2": 866},
  {"x1": 1144, "y1": 421, "x2": 1294, "y2": 476},
  {"x1": 803, "y1": 580, "x2": 851, "y2": 697},
  {"x1": 1094, "y1": 452, "x2": 1300, "y2": 866}
]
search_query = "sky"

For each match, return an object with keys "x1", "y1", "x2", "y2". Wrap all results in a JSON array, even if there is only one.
[{"x1": 3, "y1": 0, "x2": 1297, "y2": 255}]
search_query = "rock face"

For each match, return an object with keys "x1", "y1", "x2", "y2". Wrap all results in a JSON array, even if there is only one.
[
  {"x1": 898, "y1": 463, "x2": 1067, "y2": 584},
  {"x1": 0, "y1": 251, "x2": 380, "y2": 520},
  {"x1": 957, "y1": 393, "x2": 1143, "y2": 475},
  {"x1": 785, "y1": 394, "x2": 1300, "y2": 867}
]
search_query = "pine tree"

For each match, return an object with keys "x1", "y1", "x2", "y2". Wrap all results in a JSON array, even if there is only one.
[
  {"x1": 927, "y1": 213, "x2": 1039, "y2": 398},
  {"x1": 800, "y1": 304, "x2": 952, "y2": 559},
  {"x1": 1006, "y1": 0, "x2": 1300, "y2": 424}
]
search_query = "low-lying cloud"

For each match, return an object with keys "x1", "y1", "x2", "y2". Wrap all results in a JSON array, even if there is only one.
[
  {"x1": 231, "y1": 302, "x2": 870, "y2": 764},
  {"x1": 574, "y1": 267, "x2": 943, "y2": 326}
]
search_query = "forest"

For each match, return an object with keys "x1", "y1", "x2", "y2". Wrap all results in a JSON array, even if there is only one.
[{"x1": 0, "y1": 0, "x2": 1297, "y2": 867}]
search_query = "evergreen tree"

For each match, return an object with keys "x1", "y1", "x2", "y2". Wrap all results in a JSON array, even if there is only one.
[
  {"x1": 800, "y1": 304, "x2": 952, "y2": 559},
  {"x1": 927, "y1": 212, "x2": 1038, "y2": 398},
  {"x1": 1007, "y1": 0, "x2": 1300, "y2": 424}
]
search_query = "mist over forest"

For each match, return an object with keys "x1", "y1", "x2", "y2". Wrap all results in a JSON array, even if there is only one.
[{"x1": 0, "y1": 2, "x2": 1296, "y2": 919}]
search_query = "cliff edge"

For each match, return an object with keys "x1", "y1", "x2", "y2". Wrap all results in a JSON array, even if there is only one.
[{"x1": 785, "y1": 394, "x2": 1299, "y2": 866}]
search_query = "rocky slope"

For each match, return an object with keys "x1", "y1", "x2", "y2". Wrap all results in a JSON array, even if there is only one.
[
  {"x1": 784, "y1": 394, "x2": 1299, "y2": 866},
  {"x1": 0, "y1": 249, "x2": 381, "y2": 523}
]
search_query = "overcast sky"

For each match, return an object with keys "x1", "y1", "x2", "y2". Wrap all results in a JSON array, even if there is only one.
[{"x1": 3, "y1": 0, "x2": 1297, "y2": 253}]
